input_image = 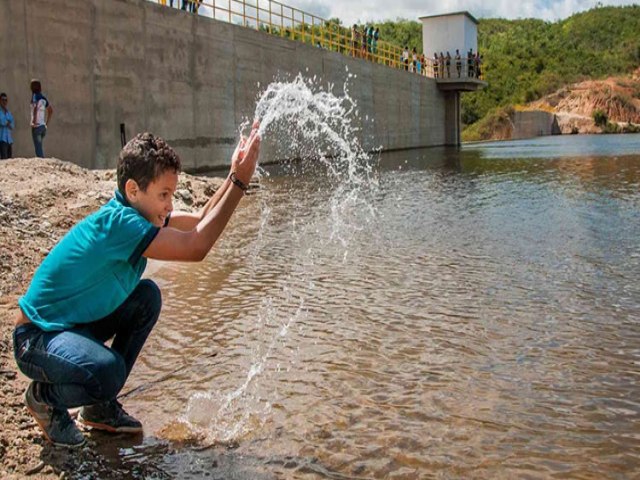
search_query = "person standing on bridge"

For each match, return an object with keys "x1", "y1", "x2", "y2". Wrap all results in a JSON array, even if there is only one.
[
  {"x1": 360, "y1": 26, "x2": 368, "y2": 58},
  {"x1": 467, "y1": 48, "x2": 475, "y2": 77},
  {"x1": 181, "y1": 0, "x2": 195, "y2": 11},
  {"x1": 455, "y1": 49, "x2": 462, "y2": 78},
  {"x1": 351, "y1": 24, "x2": 360, "y2": 58},
  {"x1": 411, "y1": 48, "x2": 418, "y2": 73},
  {"x1": 365, "y1": 25, "x2": 373, "y2": 60},
  {"x1": 372, "y1": 27, "x2": 380, "y2": 58},
  {"x1": 475, "y1": 52, "x2": 482, "y2": 79},
  {"x1": 30, "y1": 79, "x2": 53, "y2": 158}
]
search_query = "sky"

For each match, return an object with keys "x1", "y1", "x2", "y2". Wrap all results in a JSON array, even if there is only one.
[{"x1": 279, "y1": 0, "x2": 639, "y2": 24}]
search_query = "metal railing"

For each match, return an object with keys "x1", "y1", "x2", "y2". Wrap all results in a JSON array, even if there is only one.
[
  {"x1": 152, "y1": 0, "x2": 403, "y2": 70},
  {"x1": 423, "y1": 57, "x2": 484, "y2": 80},
  {"x1": 150, "y1": 0, "x2": 484, "y2": 80}
]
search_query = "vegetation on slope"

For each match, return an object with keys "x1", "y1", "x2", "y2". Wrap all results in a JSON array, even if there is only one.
[{"x1": 463, "y1": 5, "x2": 640, "y2": 131}]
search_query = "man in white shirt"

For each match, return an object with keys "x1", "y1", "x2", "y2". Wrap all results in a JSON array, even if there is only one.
[{"x1": 30, "y1": 79, "x2": 53, "y2": 158}]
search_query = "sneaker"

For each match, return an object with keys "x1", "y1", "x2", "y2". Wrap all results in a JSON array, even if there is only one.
[
  {"x1": 24, "y1": 382, "x2": 86, "y2": 448},
  {"x1": 78, "y1": 400, "x2": 143, "y2": 433}
]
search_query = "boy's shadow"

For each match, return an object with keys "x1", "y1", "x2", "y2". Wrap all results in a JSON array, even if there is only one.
[
  {"x1": 37, "y1": 430, "x2": 252, "y2": 480},
  {"x1": 37, "y1": 429, "x2": 328, "y2": 480},
  {"x1": 38, "y1": 430, "x2": 167, "y2": 480}
]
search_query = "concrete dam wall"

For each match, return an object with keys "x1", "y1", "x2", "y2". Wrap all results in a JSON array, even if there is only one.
[
  {"x1": 512, "y1": 111, "x2": 561, "y2": 140},
  {"x1": 1, "y1": 0, "x2": 451, "y2": 170}
]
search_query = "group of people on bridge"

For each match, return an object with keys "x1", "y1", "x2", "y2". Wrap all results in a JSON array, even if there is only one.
[
  {"x1": 157, "y1": 0, "x2": 202, "y2": 13},
  {"x1": 350, "y1": 24, "x2": 381, "y2": 60},
  {"x1": 432, "y1": 48, "x2": 483, "y2": 79},
  {"x1": 397, "y1": 47, "x2": 482, "y2": 79}
]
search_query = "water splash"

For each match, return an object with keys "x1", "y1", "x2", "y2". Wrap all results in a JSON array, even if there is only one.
[
  {"x1": 184, "y1": 73, "x2": 379, "y2": 442},
  {"x1": 255, "y1": 73, "x2": 379, "y2": 247},
  {"x1": 184, "y1": 293, "x2": 306, "y2": 442}
]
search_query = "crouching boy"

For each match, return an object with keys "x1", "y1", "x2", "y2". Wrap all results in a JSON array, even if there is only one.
[{"x1": 13, "y1": 125, "x2": 261, "y2": 447}]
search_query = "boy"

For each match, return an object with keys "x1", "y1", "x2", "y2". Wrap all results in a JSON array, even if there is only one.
[{"x1": 13, "y1": 125, "x2": 261, "y2": 447}]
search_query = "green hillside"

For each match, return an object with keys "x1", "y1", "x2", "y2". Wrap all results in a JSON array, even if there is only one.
[
  {"x1": 372, "y1": 5, "x2": 640, "y2": 136},
  {"x1": 464, "y1": 5, "x2": 640, "y2": 127}
]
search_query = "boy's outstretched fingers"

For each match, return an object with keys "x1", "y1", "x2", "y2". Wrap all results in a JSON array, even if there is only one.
[
  {"x1": 245, "y1": 132, "x2": 261, "y2": 162},
  {"x1": 232, "y1": 135, "x2": 248, "y2": 167},
  {"x1": 246, "y1": 128, "x2": 261, "y2": 150},
  {"x1": 246, "y1": 123, "x2": 259, "y2": 145}
]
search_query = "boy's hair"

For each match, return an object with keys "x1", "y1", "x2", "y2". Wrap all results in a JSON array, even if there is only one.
[{"x1": 117, "y1": 132, "x2": 181, "y2": 194}]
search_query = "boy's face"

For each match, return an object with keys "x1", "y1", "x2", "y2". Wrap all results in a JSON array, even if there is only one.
[{"x1": 126, "y1": 169, "x2": 178, "y2": 227}]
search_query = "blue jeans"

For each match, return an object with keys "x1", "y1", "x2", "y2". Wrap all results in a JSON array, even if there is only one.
[
  {"x1": 0, "y1": 141, "x2": 12, "y2": 159},
  {"x1": 32, "y1": 125, "x2": 46, "y2": 157},
  {"x1": 13, "y1": 280, "x2": 161, "y2": 409}
]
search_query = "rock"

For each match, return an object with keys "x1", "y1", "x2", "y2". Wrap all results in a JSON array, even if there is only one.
[
  {"x1": 25, "y1": 461, "x2": 45, "y2": 475},
  {"x1": 176, "y1": 189, "x2": 193, "y2": 205}
]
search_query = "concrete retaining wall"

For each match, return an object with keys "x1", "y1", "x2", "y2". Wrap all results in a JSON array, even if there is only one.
[
  {"x1": 512, "y1": 111, "x2": 561, "y2": 140},
  {"x1": 1, "y1": 0, "x2": 449, "y2": 170}
]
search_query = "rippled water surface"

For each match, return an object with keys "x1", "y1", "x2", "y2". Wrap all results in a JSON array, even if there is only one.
[{"x1": 115, "y1": 135, "x2": 640, "y2": 479}]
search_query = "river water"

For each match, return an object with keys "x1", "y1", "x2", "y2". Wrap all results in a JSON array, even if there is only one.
[{"x1": 101, "y1": 134, "x2": 640, "y2": 479}]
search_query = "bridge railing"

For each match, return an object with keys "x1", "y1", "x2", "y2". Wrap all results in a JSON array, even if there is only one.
[
  {"x1": 151, "y1": 0, "x2": 405, "y2": 70},
  {"x1": 150, "y1": 1, "x2": 484, "y2": 80},
  {"x1": 423, "y1": 57, "x2": 484, "y2": 80}
]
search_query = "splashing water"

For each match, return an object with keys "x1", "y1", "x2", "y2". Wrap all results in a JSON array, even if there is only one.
[
  {"x1": 184, "y1": 73, "x2": 379, "y2": 443},
  {"x1": 255, "y1": 73, "x2": 379, "y2": 247}
]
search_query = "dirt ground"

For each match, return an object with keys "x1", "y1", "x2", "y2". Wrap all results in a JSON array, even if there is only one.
[
  {"x1": 527, "y1": 69, "x2": 640, "y2": 134},
  {"x1": 0, "y1": 158, "x2": 225, "y2": 479}
]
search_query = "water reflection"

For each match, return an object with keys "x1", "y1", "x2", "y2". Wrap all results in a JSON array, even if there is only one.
[{"x1": 119, "y1": 135, "x2": 640, "y2": 479}]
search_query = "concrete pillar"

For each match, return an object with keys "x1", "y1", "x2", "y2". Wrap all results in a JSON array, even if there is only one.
[{"x1": 444, "y1": 91, "x2": 460, "y2": 146}]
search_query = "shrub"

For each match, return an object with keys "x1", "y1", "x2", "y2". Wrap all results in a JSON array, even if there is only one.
[
  {"x1": 622, "y1": 123, "x2": 640, "y2": 133},
  {"x1": 593, "y1": 109, "x2": 608, "y2": 126},
  {"x1": 602, "y1": 121, "x2": 621, "y2": 133}
]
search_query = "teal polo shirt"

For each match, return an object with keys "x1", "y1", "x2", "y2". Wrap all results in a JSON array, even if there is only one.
[{"x1": 19, "y1": 191, "x2": 161, "y2": 332}]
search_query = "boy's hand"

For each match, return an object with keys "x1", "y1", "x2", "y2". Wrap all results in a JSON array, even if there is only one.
[{"x1": 232, "y1": 120, "x2": 261, "y2": 184}]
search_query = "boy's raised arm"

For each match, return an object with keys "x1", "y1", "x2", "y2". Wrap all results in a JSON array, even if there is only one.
[
  {"x1": 165, "y1": 123, "x2": 256, "y2": 232},
  {"x1": 143, "y1": 126, "x2": 260, "y2": 261},
  {"x1": 165, "y1": 177, "x2": 232, "y2": 232}
]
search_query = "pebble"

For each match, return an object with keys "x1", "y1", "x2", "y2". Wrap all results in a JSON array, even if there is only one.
[
  {"x1": 176, "y1": 188, "x2": 194, "y2": 204},
  {"x1": 25, "y1": 460, "x2": 45, "y2": 475}
]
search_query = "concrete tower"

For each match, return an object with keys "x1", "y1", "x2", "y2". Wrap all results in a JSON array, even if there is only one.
[{"x1": 420, "y1": 11, "x2": 486, "y2": 146}]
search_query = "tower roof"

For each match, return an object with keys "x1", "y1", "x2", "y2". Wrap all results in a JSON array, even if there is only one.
[{"x1": 419, "y1": 11, "x2": 479, "y2": 25}]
